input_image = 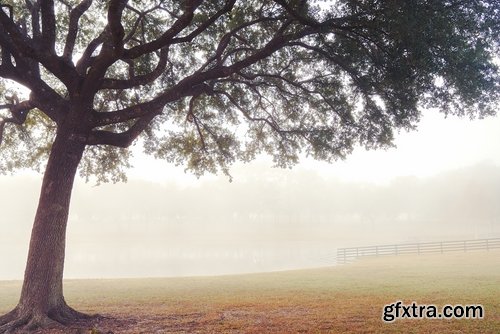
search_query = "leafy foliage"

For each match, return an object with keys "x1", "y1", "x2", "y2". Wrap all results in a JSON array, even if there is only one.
[{"x1": 0, "y1": 0, "x2": 498, "y2": 181}]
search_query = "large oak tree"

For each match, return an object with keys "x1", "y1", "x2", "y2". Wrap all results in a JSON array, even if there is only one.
[{"x1": 0, "y1": 0, "x2": 499, "y2": 332}]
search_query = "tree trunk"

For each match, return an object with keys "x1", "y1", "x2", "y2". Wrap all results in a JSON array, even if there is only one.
[{"x1": 0, "y1": 126, "x2": 93, "y2": 332}]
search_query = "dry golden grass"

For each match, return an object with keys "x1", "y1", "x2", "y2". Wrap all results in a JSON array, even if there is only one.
[{"x1": 1, "y1": 250, "x2": 499, "y2": 333}]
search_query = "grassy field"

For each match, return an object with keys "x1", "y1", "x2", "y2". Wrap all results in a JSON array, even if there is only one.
[{"x1": 1, "y1": 250, "x2": 499, "y2": 333}]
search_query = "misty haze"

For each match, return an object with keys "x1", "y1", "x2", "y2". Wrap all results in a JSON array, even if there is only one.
[
  {"x1": 1, "y1": 162, "x2": 498, "y2": 280},
  {"x1": 1, "y1": 1, "x2": 500, "y2": 332}
]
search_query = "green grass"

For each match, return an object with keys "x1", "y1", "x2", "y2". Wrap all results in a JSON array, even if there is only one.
[{"x1": 1, "y1": 250, "x2": 499, "y2": 333}]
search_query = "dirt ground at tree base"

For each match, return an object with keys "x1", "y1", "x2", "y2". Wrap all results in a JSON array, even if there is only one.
[{"x1": 28, "y1": 309, "x2": 325, "y2": 334}]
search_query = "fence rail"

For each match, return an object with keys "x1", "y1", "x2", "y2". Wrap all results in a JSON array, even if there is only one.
[{"x1": 337, "y1": 238, "x2": 500, "y2": 264}]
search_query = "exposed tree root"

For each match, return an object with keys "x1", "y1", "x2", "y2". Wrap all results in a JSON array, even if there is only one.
[
  {"x1": 0, "y1": 309, "x2": 18, "y2": 327},
  {"x1": 0, "y1": 311, "x2": 58, "y2": 334},
  {"x1": 0, "y1": 303, "x2": 99, "y2": 333}
]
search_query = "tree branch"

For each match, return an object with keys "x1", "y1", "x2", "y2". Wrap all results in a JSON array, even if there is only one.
[
  {"x1": 95, "y1": 79, "x2": 214, "y2": 126},
  {"x1": 0, "y1": 5, "x2": 77, "y2": 86},
  {"x1": 122, "y1": 0, "x2": 203, "y2": 59},
  {"x1": 196, "y1": 17, "x2": 275, "y2": 72},
  {"x1": 0, "y1": 97, "x2": 35, "y2": 147},
  {"x1": 75, "y1": 31, "x2": 105, "y2": 75},
  {"x1": 0, "y1": 8, "x2": 37, "y2": 59},
  {"x1": 289, "y1": 41, "x2": 371, "y2": 92},
  {"x1": 272, "y1": 0, "x2": 320, "y2": 27},
  {"x1": 81, "y1": 0, "x2": 127, "y2": 96},
  {"x1": 187, "y1": 96, "x2": 207, "y2": 150},
  {"x1": 0, "y1": 62, "x2": 67, "y2": 124},
  {"x1": 100, "y1": 47, "x2": 169, "y2": 89},
  {"x1": 40, "y1": 0, "x2": 57, "y2": 53},
  {"x1": 107, "y1": 0, "x2": 127, "y2": 53},
  {"x1": 0, "y1": 25, "x2": 14, "y2": 68},
  {"x1": 214, "y1": 89, "x2": 282, "y2": 134},
  {"x1": 25, "y1": 0, "x2": 42, "y2": 40},
  {"x1": 122, "y1": 4, "x2": 146, "y2": 44},
  {"x1": 87, "y1": 109, "x2": 160, "y2": 148},
  {"x1": 122, "y1": 3, "x2": 168, "y2": 44},
  {"x1": 94, "y1": 22, "x2": 319, "y2": 127},
  {"x1": 63, "y1": 0, "x2": 93, "y2": 61},
  {"x1": 170, "y1": 0, "x2": 236, "y2": 45}
]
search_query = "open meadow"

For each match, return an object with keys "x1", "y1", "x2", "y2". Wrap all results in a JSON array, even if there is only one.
[{"x1": 1, "y1": 250, "x2": 499, "y2": 333}]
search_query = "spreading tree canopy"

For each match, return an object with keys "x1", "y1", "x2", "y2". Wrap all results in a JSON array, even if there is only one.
[{"x1": 0, "y1": 0, "x2": 499, "y2": 332}]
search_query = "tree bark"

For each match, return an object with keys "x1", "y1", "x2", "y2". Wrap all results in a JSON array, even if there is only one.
[{"x1": 0, "y1": 124, "x2": 93, "y2": 332}]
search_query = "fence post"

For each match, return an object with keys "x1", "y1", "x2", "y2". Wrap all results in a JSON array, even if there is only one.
[
  {"x1": 356, "y1": 247, "x2": 359, "y2": 258},
  {"x1": 417, "y1": 243, "x2": 420, "y2": 255},
  {"x1": 376, "y1": 246, "x2": 379, "y2": 257},
  {"x1": 395, "y1": 244, "x2": 398, "y2": 256},
  {"x1": 440, "y1": 242, "x2": 443, "y2": 254},
  {"x1": 486, "y1": 239, "x2": 489, "y2": 251},
  {"x1": 464, "y1": 240, "x2": 467, "y2": 252},
  {"x1": 343, "y1": 249, "x2": 346, "y2": 264}
]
